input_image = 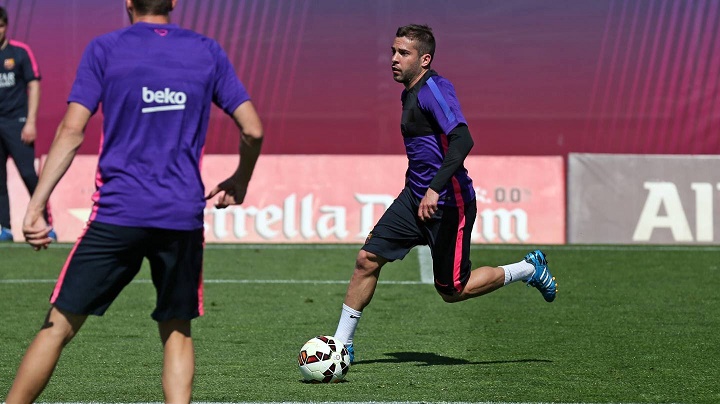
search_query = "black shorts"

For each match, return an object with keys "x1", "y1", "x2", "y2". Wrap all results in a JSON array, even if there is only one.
[
  {"x1": 362, "y1": 187, "x2": 477, "y2": 295},
  {"x1": 50, "y1": 221, "x2": 204, "y2": 322}
]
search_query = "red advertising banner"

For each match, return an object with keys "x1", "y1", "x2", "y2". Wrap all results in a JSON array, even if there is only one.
[{"x1": 6, "y1": 155, "x2": 565, "y2": 244}]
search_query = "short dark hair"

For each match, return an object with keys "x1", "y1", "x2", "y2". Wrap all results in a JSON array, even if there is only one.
[
  {"x1": 396, "y1": 24, "x2": 435, "y2": 60},
  {"x1": 0, "y1": 6, "x2": 8, "y2": 25},
  {"x1": 131, "y1": 0, "x2": 173, "y2": 16}
]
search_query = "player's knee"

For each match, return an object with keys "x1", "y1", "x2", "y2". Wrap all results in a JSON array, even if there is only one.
[
  {"x1": 439, "y1": 292, "x2": 463, "y2": 303},
  {"x1": 42, "y1": 307, "x2": 85, "y2": 345},
  {"x1": 39, "y1": 319, "x2": 78, "y2": 346},
  {"x1": 354, "y1": 250, "x2": 383, "y2": 275}
]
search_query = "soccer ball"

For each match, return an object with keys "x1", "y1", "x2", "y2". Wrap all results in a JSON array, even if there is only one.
[{"x1": 297, "y1": 335, "x2": 351, "y2": 383}]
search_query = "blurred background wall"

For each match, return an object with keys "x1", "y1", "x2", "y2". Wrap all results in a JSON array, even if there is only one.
[{"x1": 3, "y1": 0, "x2": 719, "y2": 157}]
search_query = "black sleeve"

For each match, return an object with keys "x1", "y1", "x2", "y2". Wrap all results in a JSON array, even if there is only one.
[
  {"x1": 20, "y1": 47, "x2": 41, "y2": 82},
  {"x1": 428, "y1": 124, "x2": 474, "y2": 193}
]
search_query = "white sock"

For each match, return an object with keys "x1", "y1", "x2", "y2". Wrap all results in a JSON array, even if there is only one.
[
  {"x1": 334, "y1": 304, "x2": 362, "y2": 346},
  {"x1": 501, "y1": 260, "x2": 535, "y2": 285}
]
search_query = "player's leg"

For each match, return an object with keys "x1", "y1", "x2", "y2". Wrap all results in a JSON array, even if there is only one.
[
  {"x1": 0, "y1": 123, "x2": 13, "y2": 236},
  {"x1": 146, "y1": 227, "x2": 203, "y2": 403},
  {"x1": 158, "y1": 319, "x2": 194, "y2": 404},
  {"x1": 459, "y1": 250, "x2": 557, "y2": 302},
  {"x1": 428, "y1": 200, "x2": 515, "y2": 302},
  {"x1": 429, "y1": 200, "x2": 502, "y2": 302},
  {"x1": 334, "y1": 188, "x2": 422, "y2": 360},
  {"x1": 6, "y1": 222, "x2": 145, "y2": 404},
  {"x1": 463, "y1": 250, "x2": 557, "y2": 302},
  {"x1": 431, "y1": 199, "x2": 556, "y2": 302},
  {"x1": 4, "y1": 306, "x2": 87, "y2": 404},
  {"x1": 440, "y1": 265, "x2": 506, "y2": 302},
  {"x1": 343, "y1": 249, "x2": 388, "y2": 311},
  {"x1": 7, "y1": 125, "x2": 40, "y2": 196},
  {"x1": 4, "y1": 122, "x2": 53, "y2": 233},
  {"x1": 334, "y1": 249, "x2": 387, "y2": 363},
  {"x1": 342, "y1": 187, "x2": 420, "y2": 312}
]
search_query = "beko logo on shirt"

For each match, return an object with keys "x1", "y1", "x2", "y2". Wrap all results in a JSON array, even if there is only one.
[{"x1": 141, "y1": 86, "x2": 187, "y2": 113}]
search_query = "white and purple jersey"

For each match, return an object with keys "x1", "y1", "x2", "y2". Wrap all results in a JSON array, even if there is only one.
[
  {"x1": 400, "y1": 70, "x2": 475, "y2": 207},
  {"x1": 68, "y1": 22, "x2": 250, "y2": 230}
]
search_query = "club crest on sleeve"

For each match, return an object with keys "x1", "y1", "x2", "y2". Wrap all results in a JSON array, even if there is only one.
[{"x1": 364, "y1": 232, "x2": 373, "y2": 244}]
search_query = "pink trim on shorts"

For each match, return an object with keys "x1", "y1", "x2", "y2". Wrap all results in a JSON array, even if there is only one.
[
  {"x1": 451, "y1": 177, "x2": 466, "y2": 293},
  {"x1": 52, "y1": 136, "x2": 105, "y2": 304},
  {"x1": 198, "y1": 238, "x2": 206, "y2": 316},
  {"x1": 440, "y1": 134, "x2": 467, "y2": 293},
  {"x1": 50, "y1": 219, "x2": 94, "y2": 304}
]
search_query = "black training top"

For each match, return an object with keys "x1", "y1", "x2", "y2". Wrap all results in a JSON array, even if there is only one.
[{"x1": 0, "y1": 39, "x2": 41, "y2": 119}]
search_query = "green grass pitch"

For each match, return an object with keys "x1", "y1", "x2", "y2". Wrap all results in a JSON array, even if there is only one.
[{"x1": 0, "y1": 243, "x2": 718, "y2": 403}]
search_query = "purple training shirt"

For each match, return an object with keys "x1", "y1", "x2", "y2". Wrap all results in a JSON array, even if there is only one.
[
  {"x1": 400, "y1": 70, "x2": 475, "y2": 207},
  {"x1": 68, "y1": 22, "x2": 250, "y2": 230}
]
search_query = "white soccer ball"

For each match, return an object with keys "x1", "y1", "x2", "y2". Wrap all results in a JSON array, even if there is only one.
[{"x1": 297, "y1": 335, "x2": 350, "y2": 383}]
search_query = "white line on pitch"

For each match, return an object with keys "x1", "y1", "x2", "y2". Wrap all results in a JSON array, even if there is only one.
[
  {"x1": 21, "y1": 401, "x2": 670, "y2": 404},
  {"x1": 0, "y1": 279, "x2": 425, "y2": 285},
  {"x1": 1, "y1": 243, "x2": 718, "y2": 251},
  {"x1": 417, "y1": 245, "x2": 433, "y2": 284}
]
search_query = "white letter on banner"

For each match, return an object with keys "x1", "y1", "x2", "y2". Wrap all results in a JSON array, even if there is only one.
[
  {"x1": 356, "y1": 194, "x2": 394, "y2": 237},
  {"x1": 283, "y1": 194, "x2": 298, "y2": 238},
  {"x1": 256, "y1": 205, "x2": 282, "y2": 239},
  {"x1": 300, "y1": 194, "x2": 316, "y2": 238},
  {"x1": 205, "y1": 208, "x2": 228, "y2": 239},
  {"x1": 633, "y1": 182, "x2": 692, "y2": 241},
  {"x1": 691, "y1": 183, "x2": 713, "y2": 242},
  {"x1": 317, "y1": 206, "x2": 349, "y2": 239},
  {"x1": 232, "y1": 206, "x2": 257, "y2": 239},
  {"x1": 480, "y1": 208, "x2": 529, "y2": 242}
]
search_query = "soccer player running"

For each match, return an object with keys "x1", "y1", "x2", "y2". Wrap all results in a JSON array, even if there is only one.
[
  {"x1": 333, "y1": 24, "x2": 557, "y2": 363},
  {"x1": 0, "y1": 6, "x2": 55, "y2": 242},
  {"x1": 4, "y1": 1, "x2": 263, "y2": 403}
]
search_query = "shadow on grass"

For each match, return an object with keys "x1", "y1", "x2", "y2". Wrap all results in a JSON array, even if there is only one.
[{"x1": 355, "y1": 351, "x2": 552, "y2": 366}]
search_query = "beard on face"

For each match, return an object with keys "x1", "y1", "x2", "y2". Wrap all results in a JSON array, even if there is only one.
[{"x1": 393, "y1": 60, "x2": 423, "y2": 85}]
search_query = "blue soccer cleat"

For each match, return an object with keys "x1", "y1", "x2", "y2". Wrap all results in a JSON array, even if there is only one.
[
  {"x1": 524, "y1": 249, "x2": 557, "y2": 302},
  {"x1": 0, "y1": 227, "x2": 13, "y2": 242},
  {"x1": 346, "y1": 344, "x2": 355, "y2": 364}
]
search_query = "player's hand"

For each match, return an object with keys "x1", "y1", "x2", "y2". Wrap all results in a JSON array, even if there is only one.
[
  {"x1": 205, "y1": 177, "x2": 248, "y2": 209},
  {"x1": 21, "y1": 122, "x2": 37, "y2": 145},
  {"x1": 418, "y1": 188, "x2": 440, "y2": 221},
  {"x1": 22, "y1": 209, "x2": 52, "y2": 251}
]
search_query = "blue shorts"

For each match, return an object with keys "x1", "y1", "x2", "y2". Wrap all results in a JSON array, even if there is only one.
[
  {"x1": 50, "y1": 221, "x2": 205, "y2": 321},
  {"x1": 362, "y1": 187, "x2": 477, "y2": 295}
]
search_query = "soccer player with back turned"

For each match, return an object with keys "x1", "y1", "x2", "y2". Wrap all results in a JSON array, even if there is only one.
[
  {"x1": 4, "y1": 1, "x2": 263, "y2": 403},
  {"x1": 333, "y1": 24, "x2": 557, "y2": 362}
]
